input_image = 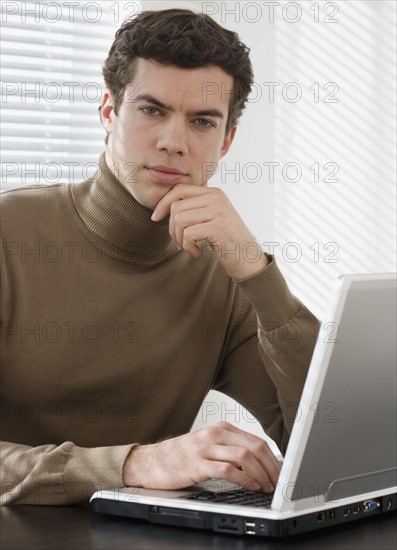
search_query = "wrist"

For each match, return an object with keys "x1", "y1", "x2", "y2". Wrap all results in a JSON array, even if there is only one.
[
  {"x1": 122, "y1": 444, "x2": 148, "y2": 487},
  {"x1": 229, "y1": 251, "x2": 270, "y2": 282}
]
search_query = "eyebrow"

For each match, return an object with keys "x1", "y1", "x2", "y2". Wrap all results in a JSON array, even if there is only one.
[{"x1": 133, "y1": 93, "x2": 224, "y2": 120}]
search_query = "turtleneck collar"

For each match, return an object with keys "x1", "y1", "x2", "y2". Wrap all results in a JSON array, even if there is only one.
[{"x1": 71, "y1": 152, "x2": 178, "y2": 264}]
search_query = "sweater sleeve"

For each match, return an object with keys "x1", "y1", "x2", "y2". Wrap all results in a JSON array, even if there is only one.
[
  {"x1": 213, "y1": 256, "x2": 320, "y2": 455},
  {"x1": 0, "y1": 440, "x2": 136, "y2": 505}
]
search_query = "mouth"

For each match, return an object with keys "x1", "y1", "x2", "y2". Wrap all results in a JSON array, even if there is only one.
[{"x1": 147, "y1": 165, "x2": 187, "y2": 185}]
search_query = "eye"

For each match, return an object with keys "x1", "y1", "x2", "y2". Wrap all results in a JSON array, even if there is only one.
[
  {"x1": 141, "y1": 106, "x2": 161, "y2": 116},
  {"x1": 194, "y1": 118, "x2": 214, "y2": 128}
]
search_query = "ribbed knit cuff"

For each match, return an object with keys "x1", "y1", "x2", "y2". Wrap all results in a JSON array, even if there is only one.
[
  {"x1": 63, "y1": 442, "x2": 137, "y2": 503},
  {"x1": 236, "y1": 256, "x2": 301, "y2": 327}
]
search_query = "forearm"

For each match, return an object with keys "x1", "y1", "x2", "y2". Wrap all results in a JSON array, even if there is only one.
[
  {"x1": 238, "y1": 258, "x2": 320, "y2": 445},
  {"x1": 1, "y1": 440, "x2": 136, "y2": 505},
  {"x1": 213, "y1": 257, "x2": 319, "y2": 454}
]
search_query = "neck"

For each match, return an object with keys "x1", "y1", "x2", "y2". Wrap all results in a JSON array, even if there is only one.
[{"x1": 71, "y1": 152, "x2": 177, "y2": 264}]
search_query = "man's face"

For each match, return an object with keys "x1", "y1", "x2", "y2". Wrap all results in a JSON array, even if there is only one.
[{"x1": 101, "y1": 58, "x2": 236, "y2": 210}]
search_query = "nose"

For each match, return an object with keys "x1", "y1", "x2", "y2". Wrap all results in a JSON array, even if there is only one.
[{"x1": 156, "y1": 117, "x2": 188, "y2": 156}]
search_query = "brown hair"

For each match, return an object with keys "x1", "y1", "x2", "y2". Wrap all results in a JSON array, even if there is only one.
[{"x1": 102, "y1": 9, "x2": 253, "y2": 139}]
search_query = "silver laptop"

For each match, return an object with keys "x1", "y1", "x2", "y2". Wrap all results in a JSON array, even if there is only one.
[{"x1": 91, "y1": 273, "x2": 397, "y2": 537}]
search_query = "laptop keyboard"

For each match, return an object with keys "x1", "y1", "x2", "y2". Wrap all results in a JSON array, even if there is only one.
[{"x1": 181, "y1": 488, "x2": 274, "y2": 508}]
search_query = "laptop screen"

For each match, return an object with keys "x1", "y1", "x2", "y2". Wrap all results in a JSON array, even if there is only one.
[{"x1": 288, "y1": 276, "x2": 396, "y2": 502}]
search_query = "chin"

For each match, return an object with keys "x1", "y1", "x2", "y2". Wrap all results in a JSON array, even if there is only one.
[{"x1": 136, "y1": 191, "x2": 166, "y2": 212}]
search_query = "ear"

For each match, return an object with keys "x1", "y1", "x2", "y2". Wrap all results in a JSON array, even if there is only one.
[
  {"x1": 100, "y1": 91, "x2": 115, "y2": 133},
  {"x1": 220, "y1": 126, "x2": 237, "y2": 158}
]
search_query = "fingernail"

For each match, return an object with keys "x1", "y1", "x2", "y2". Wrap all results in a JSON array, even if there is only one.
[
  {"x1": 246, "y1": 481, "x2": 261, "y2": 491},
  {"x1": 151, "y1": 210, "x2": 159, "y2": 221}
]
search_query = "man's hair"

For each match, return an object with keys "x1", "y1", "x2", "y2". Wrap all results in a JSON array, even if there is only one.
[{"x1": 102, "y1": 8, "x2": 254, "y2": 139}]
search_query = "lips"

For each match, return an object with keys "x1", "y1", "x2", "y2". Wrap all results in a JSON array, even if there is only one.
[{"x1": 147, "y1": 165, "x2": 187, "y2": 184}]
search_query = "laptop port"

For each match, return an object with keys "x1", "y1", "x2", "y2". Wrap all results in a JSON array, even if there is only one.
[
  {"x1": 214, "y1": 517, "x2": 243, "y2": 533},
  {"x1": 353, "y1": 506, "x2": 361, "y2": 515},
  {"x1": 343, "y1": 508, "x2": 351, "y2": 517},
  {"x1": 317, "y1": 512, "x2": 325, "y2": 522},
  {"x1": 329, "y1": 509, "x2": 335, "y2": 519},
  {"x1": 363, "y1": 499, "x2": 380, "y2": 512},
  {"x1": 245, "y1": 520, "x2": 256, "y2": 535}
]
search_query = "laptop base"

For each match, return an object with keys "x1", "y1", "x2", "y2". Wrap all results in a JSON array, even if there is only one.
[{"x1": 91, "y1": 491, "x2": 397, "y2": 538}]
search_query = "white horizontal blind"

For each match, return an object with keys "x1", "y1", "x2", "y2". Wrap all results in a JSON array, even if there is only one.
[{"x1": 1, "y1": 0, "x2": 142, "y2": 191}]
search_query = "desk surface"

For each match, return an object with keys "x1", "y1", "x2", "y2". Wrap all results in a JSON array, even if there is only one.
[{"x1": 1, "y1": 502, "x2": 396, "y2": 550}]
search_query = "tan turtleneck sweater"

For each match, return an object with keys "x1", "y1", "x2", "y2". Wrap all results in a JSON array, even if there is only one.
[{"x1": 0, "y1": 153, "x2": 319, "y2": 505}]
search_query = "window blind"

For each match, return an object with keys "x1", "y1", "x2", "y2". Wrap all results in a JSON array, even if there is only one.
[{"x1": 1, "y1": 0, "x2": 141, "y2": 191}]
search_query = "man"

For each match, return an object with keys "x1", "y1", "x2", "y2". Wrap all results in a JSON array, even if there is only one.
[{"x1": 0, "y1": 9, "x2": 319, "y2": 505}]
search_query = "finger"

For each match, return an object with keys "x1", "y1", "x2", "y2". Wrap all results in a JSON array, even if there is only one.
[
  {"x1": 201, "y1": 459, "x2": 263, "y2": 491},
  {"x1": 217, "y1": 423, "x2": 281, "y2": 473},
  {"x1": 231, "y1": 432, "x2": 281, "y2": 485},
  {"x1": 168, "y1": 195, "x2": 213, "y2": 244},
  {"x1": 179, "y1": 221, "x2": 215, "y2": 257},
  {"x1": 207, "y1": 445, "x2": 275, "y2": 491},
  {"x1": 210, "y1": 424, "x2": 281, "y2": 487},
  {"x1": 171, "y1": 207, "x2": 213, "y2": 249},
  {"x1": 152, "y1": 184, "x2": 210, "y2": 221}
]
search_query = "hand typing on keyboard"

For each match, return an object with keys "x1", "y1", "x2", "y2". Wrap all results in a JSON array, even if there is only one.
[{"x1": 122, "y1": 421, "x2": 281, "y2": 493}]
